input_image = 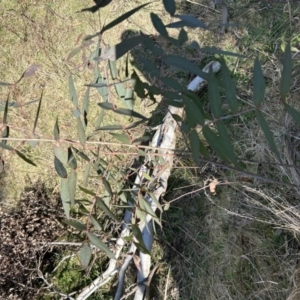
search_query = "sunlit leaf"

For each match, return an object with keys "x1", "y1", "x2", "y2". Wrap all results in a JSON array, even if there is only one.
[
  {"x1": 60, "y1": 178, "x2": 70, "y2": 219},
  {"x1": 68, "y1": 169, "x2": 77, "y2": 205},
  {"x1": 68, "y1": 147, "x2": 77, "y2": 169},
  {"x1": 90, "y1": 215, "x2": 102, "y2": 231},
  {"x1": 83, "y1": 163, "x2": 91, "y2": 186},
  {"x1": 79, "y1": 185, "x2": 96, "y2": 196},
  {"x1": 253, "y1": 58, "x2": 265, "y2": 107},
  {"x1": 54, "y1": 145, "x2": 67, "y2": 165},
  {"x1": 125, "y1": 88, "x2": 134, "y2": 110},
  {"x1": 0, "y1": 142, "x2": 13, "y2": 151},
  {"x1": 54, "y1": 156, "x2": 68, "y2": 178},
  {"x1": 96, "y1": 196, "x2": 118, "y2": 221},
  {"x1": 102, "y1": 178, "x2": 113, "y2": 196},
  {"x1": 71, "y1": 146, "x2": 90, "y2": 161},
  {"x1": 27, "y1": 133, "x2": 40, "y2": 148},
  {"x1": 98, "y1": 102, "x2": 148, "y2": 120},
  {"x1": 87, "y1": 232, "x2": 116, "y2": 259},
  {"x1": 132, "y1": 224, "x2": 150, "y2": 254},
  {"x1": 33, "y1": 90, "x2": 43, "y2": 132},
  {"x1": 15, "y1": 150, "x2": 36, "y2": 167},
  {"x1": 80, "y1": 243, "x2": 91, "y2": 270},
  {"x1": 63, "y1": 219, "x2": 86, "y2": 231},
  {"x1": 0, "y1": 81, "x2": 12, "y2": 86},
  {"x1": 110, "y1": 132, "x2": 131, "y2": 144},
  {"x1": 54, "y1": 117, "x2": 60, "y2": 141},
  {"x1": 77, "y1": 118, "x2": 86, "y2": 146},
  {"x1": 69, "y1": 74, "x2": 78, "y2": 107}
]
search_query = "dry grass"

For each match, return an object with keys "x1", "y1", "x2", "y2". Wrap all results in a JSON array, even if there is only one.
[{"x1": 1, "y1": 0, "x2": 300, "y2": 299}]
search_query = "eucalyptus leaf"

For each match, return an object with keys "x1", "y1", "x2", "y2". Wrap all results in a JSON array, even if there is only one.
[
  {"x1": 80, "y1": 243, "x2": 91, "y2": 270},
  {"x1": 87, "y1": 232, "x2": 116, "y2": 259}
]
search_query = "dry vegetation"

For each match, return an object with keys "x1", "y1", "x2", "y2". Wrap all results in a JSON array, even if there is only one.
[{"x1": 1, "y1": 0, "x2": 300, "y2": 299}]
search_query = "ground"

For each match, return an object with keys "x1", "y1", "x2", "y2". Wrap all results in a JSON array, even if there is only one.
[{"x1": 0, "y1": 0, "x2": 300, "y2": 299}]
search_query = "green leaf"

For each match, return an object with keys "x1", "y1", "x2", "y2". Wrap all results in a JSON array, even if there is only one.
[
  {"x1": 138, "y1": 194, "x2": 158, "y2": 219},
  {"x1": 54, "y1": 117, "x2": 60, "y2": 141},
  {"x1": 98, "y1": 102, "x2": 148, "y2": 120},
  {"x1": 77, "y1": 118, "x2": 86, "y2": 146},
  {"x1": 110, "y1": 133, "x2": 131, "y2": 144},
  {"x1": 90, "y1": 215, "x2": 102, "y2": 231},
  {"x1": 87, "y1": 232, "x2": 116, "y2": 259},
  {"x1": 60, "y1": 178, "x2": 70, "y2": 219},
  {"x1": 63, "y1": 219, "x2": 86, "y2": 231},
  {"x1": 27, "y1": 133, "x2": 40, "y2": 148},
  {"x1": 71, "y1": 146, "x2": 90, "y2": 161},
  {"x1": 0, "y1": 81, "x2": 12, "y2": 86},
  {"x1": 79, "y1": 185, "x2": 96, "y2": 196},
  {"x1": 68, "y1": 147, "x2": 77, "y2": 169},
  {"x1": 54, "y1": 156, "x2": 68, "y2": 178},
  {"x1": 203, "y1": 127, "x2": 229, "y2": 163},
  {"x1": 69, "y1": 74, "x2": 78, "y2": 107},
  {"x1": 114, "y1": 82, "x2": 126, "y2": 102},
  {"x1": 82, "y1": 87, "x2": 90, "y2": 114},
  {"x1": 83, "y1": 163, "x2": 91, "y2": 186},
  {"x1": 0, "y1": 142, "x2": 14, "y2": 151},
  {"x1": 208, "y1": 69, "x2": 222, "y2": 119},
  {"x1": 285, "y1": 103, "x2": 300, "y2": 126},
  {"x1": 201, "y1": 46, "x2": 246, "y2": 58},
  {"x1": 1, "y1": 126, "x2": 9, "y2": 145},
  {"x1": 222, "y1": 62, "x2": 238, "y2": 113},
  {"x1": 253, "y1": 58, "x2": 265, "y2": 107},
  {"x1": 100, "y1": 2, "x2": 150, "y2": 34},
  {"x1": 189, "y1": 130, "x2": 200, "y2": 164},
  {"x1": 142, "y1": 36, "x2": 165, "y2": 56},
  {"x1": 256, "y1": 110, "x2": 281, "y2": 162},
  {"x1": 108, "y1": 60, "x2": 117, "y2": 80},
  {"x1": 280, "y1": 42, "x2": 292, "y2": 100},
  {"x1": 163, "y1": 0, "x2": 176, "y2": 16},
  {"x1": 216, "y1": 121, "x2": 239, "y2": 167},
  {"x1": 163, "y1": 98, "x2": 183, "y2": 108},
  {"x1": 150, "y1": 13, "x2": 169, "y2": 37},
  {"x1": 132, "y1": 224, "x2": 150, "y2": 254},
  {"x1": 80, "y1": 243, "x2": 91, "y2": 270},
  {"x1": 67, "y1": 46, "x2": 81, "y2": 61},
  {"x1": 68, "y1": 169, "x2": 77, "y2": 205},
  {"x1": 183, "y1": 95, "x2": 205, "y2": 126},
  {"x1": 72, "y1": 108, "x2": 81, "y2": 119},
  {"x1": 100, "y1": 35, "x2": 147, "y2": 61},
  {"x1": 163, "y1": 55, "x2": 208, "y2": 81},
  {"x1": 2, "y1": 93, "x2": 9, "y2": 125},
  {"x1": 102, "y1": 178, "x2": 113, "y2": 196},
  {"x1": 54, "y1": 145, "x2": 67, "y2": 165},
  {"x1": 32, "y1": 90, "x2": 43, "y2": 133},
  {"x1": 96, "y1": 196, "x2": 118, "y2": 221},
  {"x1": 139, "y1": 57, "x2": 160, "y2": 77},
  {"x1": 15, "y1": 150, "x2": 36, "y2": 167}
]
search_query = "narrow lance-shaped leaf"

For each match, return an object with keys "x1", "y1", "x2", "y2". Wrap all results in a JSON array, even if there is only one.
[
  {"x1": 15, "y1": 150, "x2": 37, "y2": 167},
  {"x1": 222, "y1": 61, "x2": 238, "y2": 113},
  {"x1": 189, "y1": 130, "x2": 200, "y2": 164},
  {"x1": 98, "y1": 102, "x2": 148, "y2": 120},
  {"x1": 33, "y1": 90, "x2": 43, "y2": 132},
  {"x1": 280, "y1": 42, "x2": 292, "y2": 101},
  {"x1": 285, "y1": 103, "x2": 300, "y2": 127},
  {"x1": 60, "y1": 178, "x2": 70, "y2": 219},
  {"x1": 208, "y1": 68, "x2": 222, "y2": 119},
  {"x1": 54, "y1": 117, "x2": 60, "y2": 141},
  {"x1": 110, "y1": 132, "x2": 131, "y2": 144},
  {"x1": 80, "y1": 243, "x2": 91, "y2": 270},
  {"x1": 69, "y1": 74, "x2": 78, "y2": 107},
  {"x1": 253, "y1": 58, "x2": 265, "y2": 107},
  {"x1": 0, "y1": 142, "x2": 14, "y2": 151},
  {"x1": 63, "y1": 219, "x2": 86, "y2": 231},
  {"x1": 87, "y1": 232, "x2": 116, "y2": 259},
  {"x1": 68, "y1": 147, "x2": 77, "y2": 169},
  {"x1": 256, "y1": 110, "x2": 281, "y2": 162},
  {"x1": 2, "y1": 93, "x2": 9, "y2": 144},
  {"x1": 54, "y1": 156, "x2": 68, "y2": 178},
  {"x1": 71, "y1": 146, "x2": 90, "y2": 161},
  {"x1": 102, "y1": 178, "x2": 113, "y2": 196},
  {"x1": 77, "y1": 118, "x2": 86, "y2": 146},
  {"x1": 96, "y1": 196, "x2": 118, "y2": 221},
  {"x1": 132, "y1": 224, "x2": 151, "y2": 254},
  {"x1": 68, "y1": 169, "x2": 77, "y2": 205},
  {"x1": 79, "y1": 185, "x2": 96, "y2": 196},
  {"x1": 100, "y1": 2, "x2": 150, "y2": 34},
  {"x1": 90, "y1": 215, "x2": 102, "y2": 231}
]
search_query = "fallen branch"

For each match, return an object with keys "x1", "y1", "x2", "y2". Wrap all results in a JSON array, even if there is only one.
[{"x1": 76, "y1": 61, "x2": 221, "y2": 300}]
